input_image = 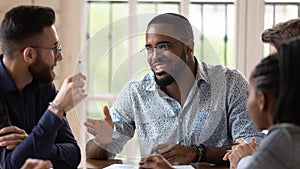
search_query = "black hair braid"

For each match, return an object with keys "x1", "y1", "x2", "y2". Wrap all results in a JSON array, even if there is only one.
[{"x1": 251, "y1": 54, "x2": 279, "y2": 93}]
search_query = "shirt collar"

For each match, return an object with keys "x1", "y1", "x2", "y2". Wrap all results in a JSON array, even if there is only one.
[
  {"x1": 145, "y1": 72, "x2": 157, "y2": 91},
  {"x1": 0, "y1": 54, "x2": 18, "y2": 93},
  {"x1": 197, "y1": 59, "x2": 210, "y2": 85}
]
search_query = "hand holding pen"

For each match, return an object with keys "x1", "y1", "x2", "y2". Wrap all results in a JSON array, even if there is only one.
[
  {"x1": 139, "y1": 154, "x2": 174, "y2": 169},
  {"x1": 140, "y1": 142, "x2": 197, "y2": 167}
]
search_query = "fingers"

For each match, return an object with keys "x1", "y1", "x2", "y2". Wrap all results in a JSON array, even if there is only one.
[
  {"x1": 250, "y1": 137, "x2": 256, "y2": 145},
  {"x1": 21, "y1": 158, "x2": 53, "y2": 169},
  {"x1": 223, "y1": 151, "x2": 231, "y2": 161},
  {"x1": 84, "y1": 117, "x2": 114, "y2": 145},
  {"x1": 0, "y1": 126, "x2": 26, "y2": 135},
  {"x1": 103, "y1": 106, "x2": 114, "y2": 128},
  {"x1": 250, "y1": 137, "x2": 256, "y2": 143},
  {"x1": 249, "y1": 137, "x2": 257, "y2": 150},
  {"x1": 141, "y1": 154, "x2": 173, "y2": 169},
  {"x1": 0, "y1": 133, "x2": 27, "y2": 142},
  {"x1": 85, "y1": 118, "x2": 96, "y2": 126},
  {"x1": 94, "y1": 120, "x2": 113, "y2": 145},
  {"x1": 84, "y1": 118, "x2": 96, "y2": 135},
  {"x1": 67, "y1": 72, "x2": 86, "y2": 83},
  {"x1": 66, "y1": 73, "x2": 87, "y2": 90},
  {"x1": 141, "y1": 155, "x2": 159, "y2": 168},
  {"x1": 86, "y1": 127, "x2": 95, "y2": 135},
  {"x1": 0, "y1": 139, "x2": 24, "y2": 150},
  {"x1": 235, "y1": 138, "x2": 248, "y2": 144},
  {"x1": 35, "y1": 160, "x2": 53, "y2": 169},
  {"x1": 103, "y1": 106, "x2": 111, "y2": 120},
  {"x1": 54, "y1": 73, "x2": 87, "y2": 112},
  {"x1": 0, "y1": 126, "x2": 28, "y2": 150}
]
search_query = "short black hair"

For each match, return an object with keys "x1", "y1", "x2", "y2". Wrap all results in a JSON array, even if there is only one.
[
  {"x1": 275, "y1": 36, "x2": 300, "y2": 125},
  {"x1": 0, "y1": 5, "x2": 55, "y2": 56},
  {"x1": 147, "y1": 13, "x2": 193, "y2": 41}
]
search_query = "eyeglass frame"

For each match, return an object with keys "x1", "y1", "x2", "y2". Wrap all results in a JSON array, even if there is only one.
[
  {"x1": 29, "y1": 43, "x2": 62, "y2": 59},
  {"x1": 140, "y1": 41, "x2": 181, "y2": 57}
]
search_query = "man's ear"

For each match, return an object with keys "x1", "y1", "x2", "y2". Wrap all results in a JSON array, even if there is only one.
[
  {"x1": 22, "y1": 47, "x2": 37, "y2": 64},
  {"x1": 186, "y1": 39, "x2": 194, "y2": 52},
  {"x1": 185, "y1": 40, "x2": 194, "y2": 55}
]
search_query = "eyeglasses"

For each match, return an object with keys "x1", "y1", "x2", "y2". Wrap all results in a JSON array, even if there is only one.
[
  {"x1": 30, "y1": 43, "x2": 62, "y2": 58},
  {"x1": 140, "y1": 41, "x2": 180, "y2": 57}
]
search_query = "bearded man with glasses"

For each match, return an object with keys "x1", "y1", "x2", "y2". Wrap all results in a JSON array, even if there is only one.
[{"x1": 0, "y1": 5, "x2": 87, "y2": 169}]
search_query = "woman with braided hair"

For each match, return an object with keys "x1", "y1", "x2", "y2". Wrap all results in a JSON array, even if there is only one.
[{"x1": 223, "y1": 37, "x2": 300, "y2": 169}]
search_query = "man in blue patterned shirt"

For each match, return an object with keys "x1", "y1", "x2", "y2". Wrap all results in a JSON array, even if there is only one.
[{"x1": 85, "y1": 13, "x2": 264, "y2": 165}]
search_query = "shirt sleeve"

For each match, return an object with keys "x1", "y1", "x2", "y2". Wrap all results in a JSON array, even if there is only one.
[
  {"x1": 0, "y1": 86, "x2": 81, "y2": 169},
  {"x1": 0, "y1": 107, "x2": 80, "y2": 169},
  {"x1": 106, "y1": 82, "x2": 136, "y2": 155},
  {"x1": 227, "y1": 70, "x2": 265, "y2": 143}
]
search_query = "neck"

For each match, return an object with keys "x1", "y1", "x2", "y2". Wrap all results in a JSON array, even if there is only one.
[
  {"x1": 162, "y1": 57, "x2": 196, "y2": 105},
  {"x1": 3, "y1": 56, "x2": 33, "y2": 92}
]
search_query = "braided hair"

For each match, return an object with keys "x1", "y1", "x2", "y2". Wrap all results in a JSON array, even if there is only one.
[{"x1": 250, "y1": 54, "x2": 279, "y2": 97}]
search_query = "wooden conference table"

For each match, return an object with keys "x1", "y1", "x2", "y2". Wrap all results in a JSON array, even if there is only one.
[{"x1": 84, "y1": 158, "x2": 229, "y2": 169}]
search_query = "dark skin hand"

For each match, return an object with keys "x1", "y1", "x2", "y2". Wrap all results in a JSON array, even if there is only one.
[{"x1": 139, "y1": 143, "x2": 231, "y2": 168}]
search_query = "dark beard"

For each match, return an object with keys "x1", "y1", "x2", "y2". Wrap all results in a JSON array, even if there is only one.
[
  {"x1": 29, "y1": 55, "x2": 55, "y2": 84},
  {"x1": 155, "y1": 74, "x2": 175, "y2": 87}
]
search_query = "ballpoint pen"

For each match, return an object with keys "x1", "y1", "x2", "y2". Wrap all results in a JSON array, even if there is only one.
[{"x1": 78, "y1": 61, "x2": 82, "y2": 73}]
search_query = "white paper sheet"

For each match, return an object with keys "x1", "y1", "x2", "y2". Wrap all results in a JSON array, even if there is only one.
[{"x1": 103, "y1": 164, "x2": 195, "y2": 169}]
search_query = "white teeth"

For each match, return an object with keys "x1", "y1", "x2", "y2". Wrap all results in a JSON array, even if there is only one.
[
  {"x1": 154, "y1": 63, "x2": 168, "y2": 68},
  {"x1": 155, "y1": 65, "x2": 165, "y2": 70}
]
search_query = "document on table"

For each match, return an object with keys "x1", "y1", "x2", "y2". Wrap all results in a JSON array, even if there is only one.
[{"x1": 103, "y1": 164, "x2": 195, "y2": 169}]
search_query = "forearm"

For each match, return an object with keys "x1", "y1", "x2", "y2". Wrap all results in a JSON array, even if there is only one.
[
  {"x1": 86, "y1": 139, "x2": 110, "y2": 159},
  {"x1": 205, "y1": 146, "x2": 231, "y2": 165},
  {"x1": 51, "y1": 143, "x2": 81, "y2": 168}
]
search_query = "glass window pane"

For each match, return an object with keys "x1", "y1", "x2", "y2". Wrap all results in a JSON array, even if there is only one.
[
  {"x1": 190, "y1": 3, "x2": 234, "y2": 67},
  {"x1": 263, "y1": 3, "x2": 299, "y2": 56}
]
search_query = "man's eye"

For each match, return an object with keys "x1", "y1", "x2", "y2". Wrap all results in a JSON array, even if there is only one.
[
  {"x1": 146, "y1": 47, "x2": 154, "y2": 52},
  {"x1": 158, "y1": 43, "x2": 170, "y2": 50}
]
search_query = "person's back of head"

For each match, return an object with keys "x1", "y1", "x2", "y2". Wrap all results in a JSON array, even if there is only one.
[
  {"x1": 249, "y1": 53, "x2": 279, "y2": 130},
  {"x1": 250, "y1": 53, "x2": 279, "y2": 97},
  {"x1": 275, "y1": 36, "x2": 300, "y2": 125},
  {"x1": 261, "y1": 18, "x2": 300, "y2": 50},
  {"x1": 147, "y1": 13, "x2": 194, "y2": 41},
  {"x1": 0, "y1": 5, "x2": 55, "y2": 57}
]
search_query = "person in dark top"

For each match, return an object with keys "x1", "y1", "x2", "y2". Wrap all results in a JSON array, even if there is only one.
[{"x1": 0, "y1": 5, "x2": 87, "y2": 169}]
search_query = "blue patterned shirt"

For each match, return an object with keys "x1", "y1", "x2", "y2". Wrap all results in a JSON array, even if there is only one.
[{"x1": 108, "y1": 60, "x2": 264, "y2": 156}]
